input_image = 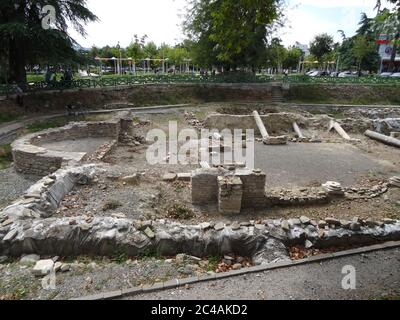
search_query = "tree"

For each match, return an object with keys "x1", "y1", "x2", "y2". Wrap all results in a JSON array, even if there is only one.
[
  {"x1": 373, "y1": 6, "x2": 400, "y2": 72},
  {"x1": 352, "y1": 35, "x2": 378, "y2": 75},
  {"x1": 0, "y1": 0, "x2": 97, "y2": 83},
  {"x1": 184, "y1": 0, "x2": 284, "y2": 71},
  {"x1": 309, "y1": 33, "x2": 334, "y2": 65},
  {"x1": 337, "y1": 13, "x2": 380, "y2": 73},
  {"x1": 283, "y1": 46, "x2": 302, "y2": 70}
]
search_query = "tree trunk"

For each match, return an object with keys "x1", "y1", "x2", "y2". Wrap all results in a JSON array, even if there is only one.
[
  {"x1": 8, "y1": 0, "x2": 27, "y2": 84},
  {"x1": 8, "y1": 38, "x2": 26, "y2": 84},
  {"x1": 388, "y1": 32, "x2": 399, "y2": 73}
]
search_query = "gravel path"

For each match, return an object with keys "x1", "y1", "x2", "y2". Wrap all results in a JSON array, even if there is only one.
[
  {"x1": 127, "y1": 247, "x2": 400, "y2": 300},
  {"x1": 0, "y1": 167, "x2": 38, "y2": 208}
]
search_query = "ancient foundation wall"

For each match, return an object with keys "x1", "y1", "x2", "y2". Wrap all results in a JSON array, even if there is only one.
[{"x1": 12, "y1": 118, "x2": 131, "y2": 176}]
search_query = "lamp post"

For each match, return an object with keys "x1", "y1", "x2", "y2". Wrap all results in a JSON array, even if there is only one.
[
  {"x1": 116, "y1": 42, "x2": 122, "y2": 75},
  {"x1": 111, "y1": 57, "x2": 117, "y2": 75},
  {"x1": 146, "y1": 58, "x2": 150, "y2": 73}
]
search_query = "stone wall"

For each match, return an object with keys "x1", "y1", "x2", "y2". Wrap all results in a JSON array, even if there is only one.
[
  {"x1": 285, "y1": 84, "x2": 400, "y2": 105},
  {"x1": 191, "y1": 169, "x2": 221, "y2": 205},
  {"x1": 0, "y1": 83, "x2": 274, "y2": 113},
  {"x1": 192, "y1": 168, "x2": 267, "y2": 211},
  {"x1": 235, "y1": 169, "x2": 267, "y2": 209},
  {"x1": 11, "y1": 118, "x2": 130, "y2": 176},
  {"x1": 218, "y1": 176, "x2": 243, "y2": 214}
]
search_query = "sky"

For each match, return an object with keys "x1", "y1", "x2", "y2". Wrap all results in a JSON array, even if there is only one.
[{"x1": 69, "y1": 0, "x2": 394, "y2": 49}]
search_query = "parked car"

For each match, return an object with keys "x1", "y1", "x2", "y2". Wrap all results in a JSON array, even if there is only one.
[
  {"x1": 380, "y1": 72, "x2": 393, "y2": 77},
  {"x1": 308, "y1": 71, "x2": 319, "y2": 77},
  {"x1": 338, "y1": 71, "x2": 356, "y2": 78},
  {"x1": 390, "y1": 72, "x2": 400, "y2": 78}
]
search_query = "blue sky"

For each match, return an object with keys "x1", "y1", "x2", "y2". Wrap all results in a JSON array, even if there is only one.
[{"x1": 70, "y1": 0, "x2": 393, "y2": 48}]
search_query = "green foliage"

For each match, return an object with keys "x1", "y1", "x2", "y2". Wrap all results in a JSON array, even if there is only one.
[
  {"x1": 0, "y1": 112, "x2": 19, "y2": 124},
  {"x1": 111, "y1": 252, "x2": 129, "y2": 264},
  {"x1": 352, "y1": 35, "x2": 378, "y2": 72},
  {"x1": 26, "y1": 120, "x2": 64, "y2": 133},
  {"x1": 167, "y1": 202, "x2": 195, "y2": 220},
  {"x1": 184, "y1": 0, "x2": 284, "y2": 70},
  {"x1": 0, "y1": 0, "x2": 97, "y2": 83},
  {"x1": 0, "y1": 144, "x2": 12, "y2": 170},
  {"x1": 309, "y1": 33, "x2": 334, "y2": 62},
  {"x1": 207, "y1": 256, "x2": 220, "y2": 272}
]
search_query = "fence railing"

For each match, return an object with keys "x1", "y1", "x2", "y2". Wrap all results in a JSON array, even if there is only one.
[
  {"x1": 283, "y1": 75, "x2": 400, "y2": 85},
  {"x1": 0, "y1": 74, "x2": 274, "y2": 96}
]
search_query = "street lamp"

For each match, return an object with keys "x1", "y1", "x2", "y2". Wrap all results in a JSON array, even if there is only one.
[
  {"x1": 146, "y1": 58, "x2": 150, "y2": 73},
  {"x1": 111, "y1": 57, "x2": 117, "y2": 75},
  {"x1": 116, "y1": 42, "x2": 123, "y2": 75}
]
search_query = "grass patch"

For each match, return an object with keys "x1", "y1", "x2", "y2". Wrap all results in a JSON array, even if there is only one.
[
  {"x1": 207, "y1": 256, "x2": 220, "y2": 272},
  {"x1": 0, "y1": 144, "x2": 12, "y2": 170},
  {"x1": 138, "y1": 249, "x2": 161, "y2": 260},
  {"x1": 111, "y1": 252, "x2": 130, "y2": 264},
  {"x1": 166, "y1": 202, "x2": 195, "y2": 220},
  {"x1": 0, "y1": 113, "x2": 20, "y2": 124},
  {"x1": 26, "y1": 119, "x2": 66, "y2": 133}
]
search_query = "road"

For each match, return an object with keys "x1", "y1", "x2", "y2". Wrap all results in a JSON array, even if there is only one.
[{"x1": 126, "y1": 247, "x2": 400, "y2": 300}]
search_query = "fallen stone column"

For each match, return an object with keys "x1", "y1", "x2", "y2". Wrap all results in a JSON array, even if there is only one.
[
  {"x1": 253, "y1": 111, "x2": 269, "y2": 139},
  {"x1": 365, "y1": 130, "x2": 400, "y2": 148},
  {"x1": 292, "y1": 122, "x2": 305, "y2": 139},
  {"x1": 329, "y1": 120, "x2": 351, "y2": 140}
]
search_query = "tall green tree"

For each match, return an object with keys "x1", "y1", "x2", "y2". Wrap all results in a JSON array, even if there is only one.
[
  {"x1": 0, "y1": 0, "x2": 97, "y2": 83},
  {"x1": 309, "y1": 33, "x2": 334, "y2": 64},
  {"x1": 184, "y1": 0, "x2": 284, "y2": 71},
  {"x1": 373, "y1": 6, "x2": 400, "y2": 72},
  {"x1": 352, "y1": 35, "x2": 378, "y2": 74}
]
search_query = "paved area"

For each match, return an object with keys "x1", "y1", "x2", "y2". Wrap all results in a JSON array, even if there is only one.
[
  {"x1": 126, "y1": 247, "x2": 400, "y2": 300},
  {"x1": 254, "y1": 143, "x2": 392, "y2": 187},
  {"x1": 40, "y1": 137, "x2": 111, "y2": 153}
]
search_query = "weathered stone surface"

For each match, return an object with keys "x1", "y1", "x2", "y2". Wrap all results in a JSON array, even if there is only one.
[
  {"x1": 163, "y1": 173, "x2": 177, "y2": 182},
  {"x1": 214, "y1": 222, "x2": 225, "y2": 231},
  {"x1": 218, "y1": 176, "x2": 243, "y2": 214},
  {"x1": 143, "y1": 227, "x2": 155, "y2": 239},
  {"x1": 20, "y1": 254, "x2": 40, "y2": 266},
  {"x1": 281, "y1": 220, "x2": 290, "y2": 231},
  {"x1": 263, "y1": 136, "x2": 288, "y2": 145},
  {"x1": 121, "y1": 174, "x2": 140, "y2": 185},
  {"x1": 300, "y1": 216, "x2": 311, "y2": 224},
  {"x1": 32, "y1": 260, "x2": 54, "y2": 276},
  {"x1": 177, "y1": 173, "x2": 192, "y2": 181},
  {"x1": 325, "y1": 218, "x2": 341, "y2": 226}
]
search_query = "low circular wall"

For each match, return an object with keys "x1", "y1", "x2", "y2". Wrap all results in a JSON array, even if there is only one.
[{"x1": 11, "y1": 119, "x2": 126, "y2": 176}]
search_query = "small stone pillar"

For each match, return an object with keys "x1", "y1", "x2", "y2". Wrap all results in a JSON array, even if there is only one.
[
  {"x1": 218, "y1": 176, "x2": 243, "y2": 214},
  {"x1": 235, "y1": 169, "x2": 266, "y2": 208},
  {"x1": 191, "y1": 168, "x2": 220, "y2": 205}
]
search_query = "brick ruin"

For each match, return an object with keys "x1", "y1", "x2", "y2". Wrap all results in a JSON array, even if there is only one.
[{"x1": 11, "y1": 113, "x2": 133, "y2": 176}]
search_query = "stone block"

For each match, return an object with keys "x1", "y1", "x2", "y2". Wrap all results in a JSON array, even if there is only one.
[
  {"x1": 263, "y1": 136, "x2": 288, "y2": 145},
  {"x1": 218, "y1": 176, "x2": 243, "y2": 214}
]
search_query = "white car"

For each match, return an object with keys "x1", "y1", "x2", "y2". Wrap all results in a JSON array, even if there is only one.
[
  {"x1": 308, "y1": 71, "x2": 320, "y2": 77},
  {"x1": 380, "y1": 72, "x2": 393, "y2": 77},
  {"x1": 338, "y1": 71, "x2": 356, "y2": 78},
  {"x1": 390, "y1": 72, "x2": 400, "y2": 77}
]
